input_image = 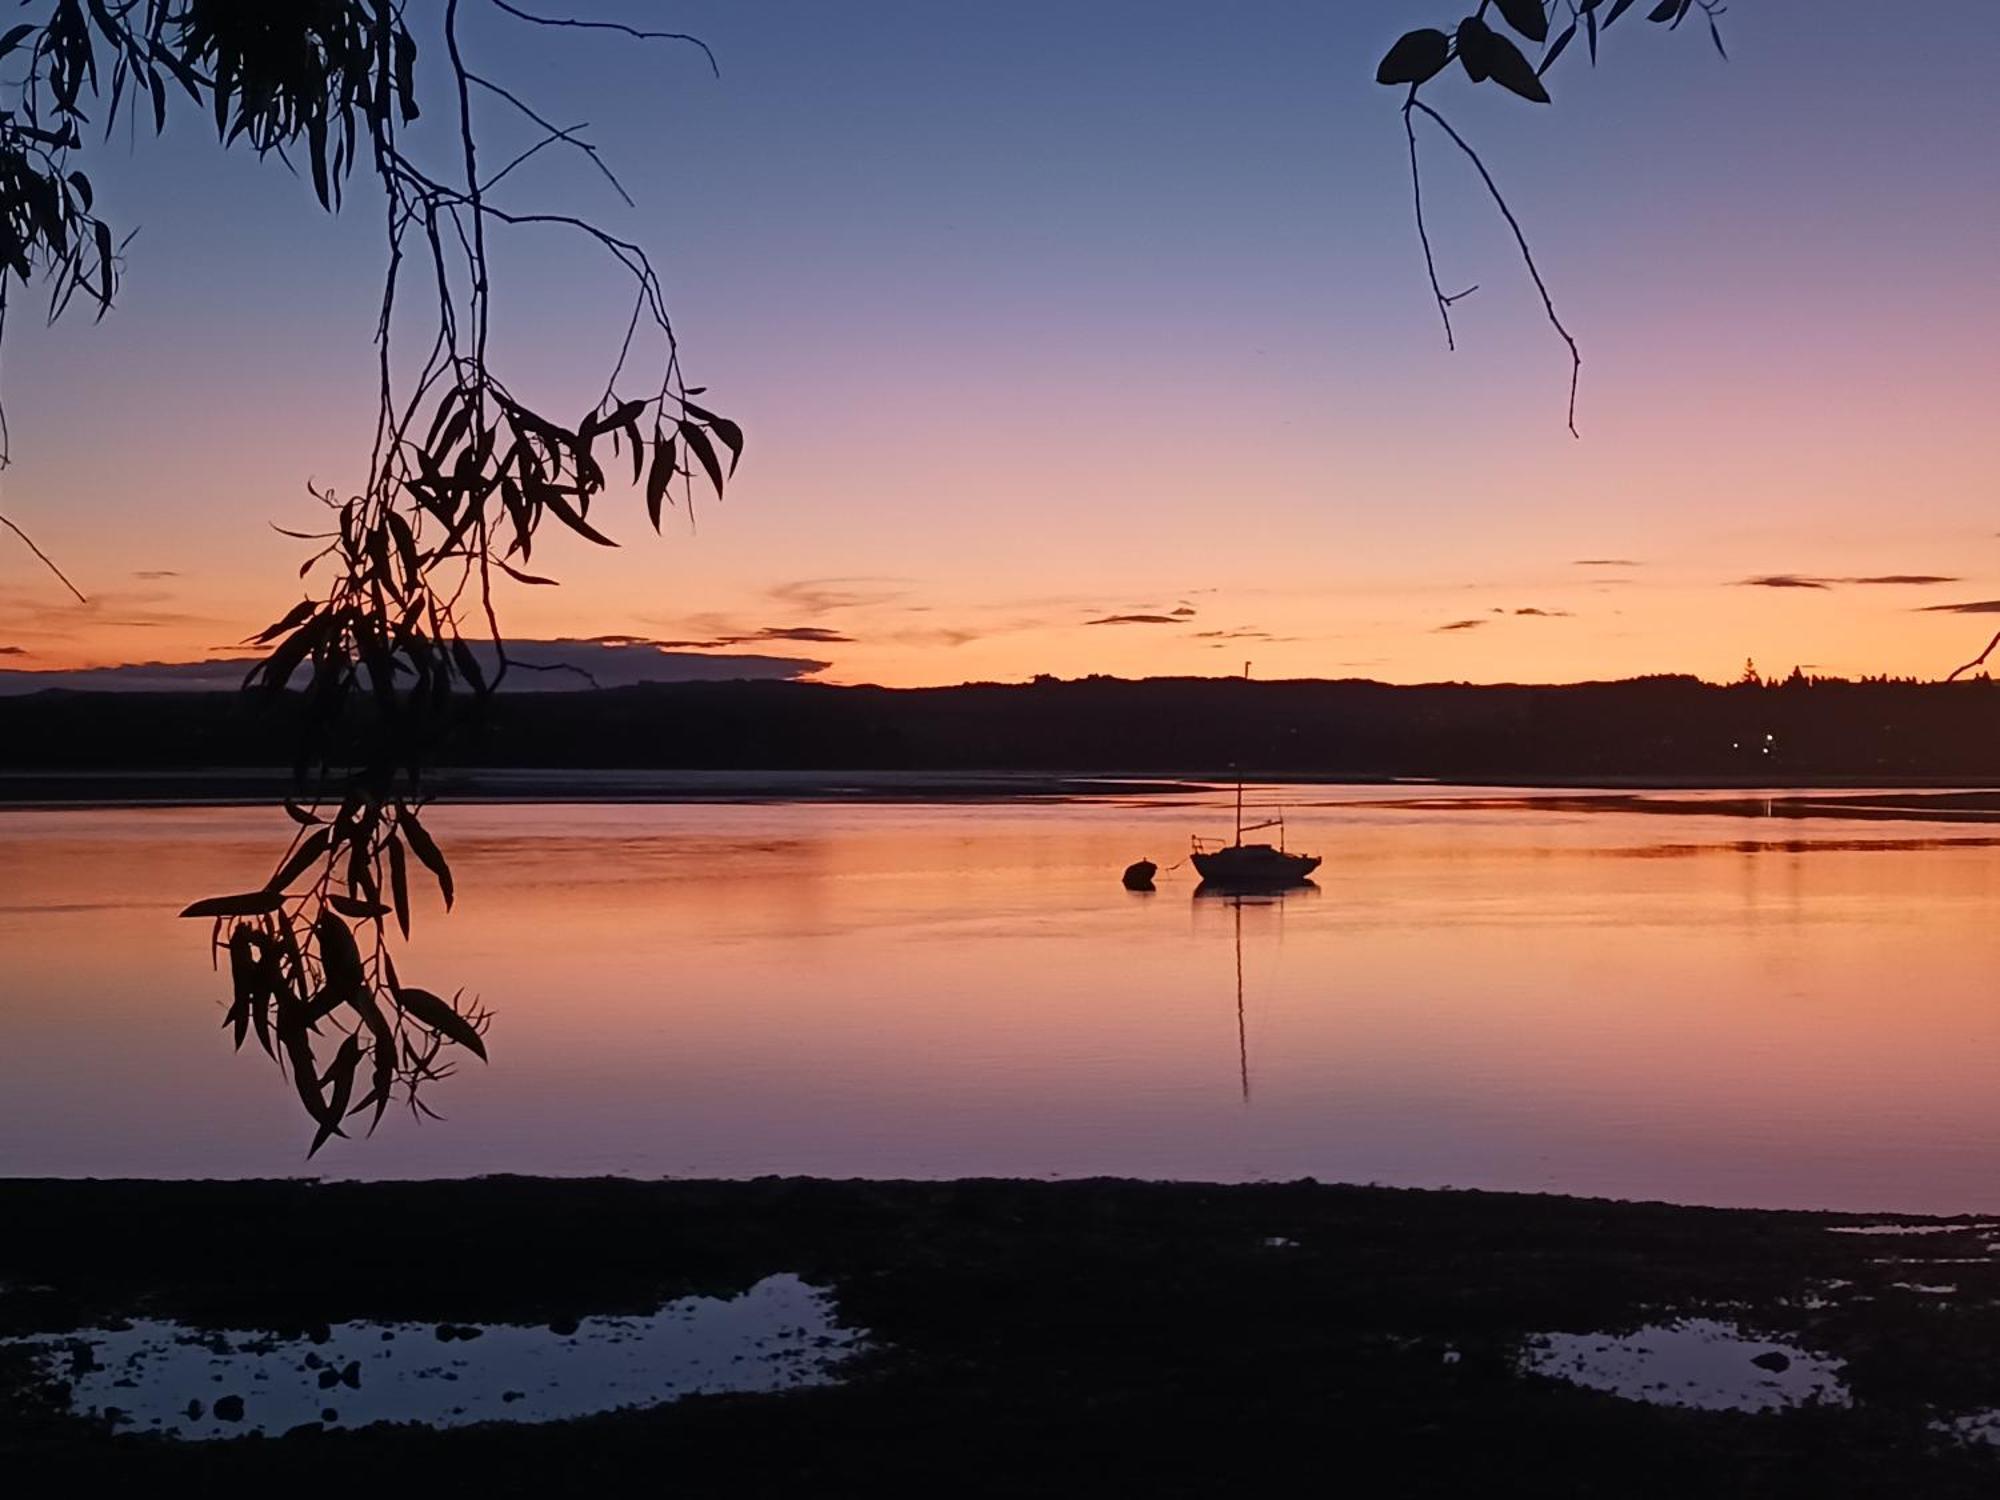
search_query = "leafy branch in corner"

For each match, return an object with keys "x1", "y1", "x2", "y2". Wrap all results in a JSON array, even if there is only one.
[
  {"x1": 0, "y1": 2, "x2": 740, "y2": 1149},
  {"x1": 1377, "y1": 0, "x2": 1729, "y2": 436}
]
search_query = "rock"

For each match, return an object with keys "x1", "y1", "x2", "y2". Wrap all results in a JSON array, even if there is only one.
[
  {"x1": 1122, "y1": 860, "x2": 1158, "y2": 891},
  {"x1": 214, "y1": 1394, "x2": 246, "y2": 1422},
  {"x1": 1751, "y1": 1351, "x2": 1791, "y2": 1372}
]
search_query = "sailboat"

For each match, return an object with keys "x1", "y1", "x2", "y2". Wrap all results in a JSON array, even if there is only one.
[{"x1": 1190, "y1": 664, "x2": 1321, "y2": 889}]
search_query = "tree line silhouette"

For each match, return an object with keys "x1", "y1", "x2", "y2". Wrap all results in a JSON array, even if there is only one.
[{"x1": 11, "y1": 673, "x2": 2000, "y2": 783}]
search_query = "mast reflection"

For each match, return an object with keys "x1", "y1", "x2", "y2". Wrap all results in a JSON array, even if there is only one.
[{"x1": 1193, "y1": 880, "x2": 1317, "y2": 1103}]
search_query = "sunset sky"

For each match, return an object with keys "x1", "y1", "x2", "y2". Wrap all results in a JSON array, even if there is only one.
[{"x1": 1, "y1": 0, "x2": 1995, "y2": 688}]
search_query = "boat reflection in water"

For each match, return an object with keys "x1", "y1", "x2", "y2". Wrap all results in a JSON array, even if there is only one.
[{"x1": 1194, "y1": 880, "x2": 1318, "y2": 1102}]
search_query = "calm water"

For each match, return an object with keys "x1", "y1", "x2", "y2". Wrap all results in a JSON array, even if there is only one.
[{"x1": 7, "y1": 785, "x2": 2000, "y2": 1212}]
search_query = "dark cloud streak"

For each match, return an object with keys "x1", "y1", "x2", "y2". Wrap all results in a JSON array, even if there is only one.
[
  {"x1": 1738, "y1": 573, "x2": 1959, "y2": 590},
  {"x1": 0, "y1": 639, "x2": 829, "y2": 695}
]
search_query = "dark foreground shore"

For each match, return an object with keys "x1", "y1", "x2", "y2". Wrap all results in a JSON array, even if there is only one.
[{"x1": 6, "y1": 1178, "x2": 2000, "y2": 1495}]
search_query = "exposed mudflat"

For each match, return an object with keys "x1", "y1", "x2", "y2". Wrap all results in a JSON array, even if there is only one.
[{"x1": 7, "y1": 1178, "x2": 2000, "y2": 1494}]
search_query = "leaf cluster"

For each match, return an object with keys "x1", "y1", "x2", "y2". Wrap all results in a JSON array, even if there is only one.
[
  {"x1": 182, "y1": 794, "x2": 481, "y2": 1157},
  {"x1": 1376, "y1": 0, "x2": 1724, "y2": 104},
  {"x1": 0, "y1": 1, "x2": 427, "y2": 468}
]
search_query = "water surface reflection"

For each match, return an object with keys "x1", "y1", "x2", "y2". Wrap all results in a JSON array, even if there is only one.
[{"x1": 7, "y1": 787, "x2": 2000, "y2": 1212}]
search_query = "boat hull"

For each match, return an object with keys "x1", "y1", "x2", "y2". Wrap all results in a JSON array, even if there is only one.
[{"x1": 1189, "y1": 846, "x2": 1321, "y2": 888}]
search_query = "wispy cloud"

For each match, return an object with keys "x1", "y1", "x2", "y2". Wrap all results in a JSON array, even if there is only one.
[
  {"x1": 636, "y1": 623, "x2": 855, "y2": 648},
  {"x1": 132, "y1": 569, "x2": 180, "y2": 580},
  {"x1": 0, "y1": 585, "x2": 238, "y2": 646},
  {"x1": 1086, "y1": 613, "x2": 1181, "y2": 626},
  {"x1": 1434, "y1": 618, "x2": 1488, "y2": 632},
  {"x1": 891, "y1": 625, "x2": 984, "y2": 648},
  {"x1": 0, "y1": 645, "x2": 25, "y2": 656},
  {"x1": 766, "y1": 578, "x2": 907, "y2": 617},
  {"x1": 1920, "y1": 600, "x2": 2000, "y2": 615},
  {"x1": 740, "y1": 626, "x2": 853, "y2": 644},
  {"x1": 1738, "y1": 573, "x2": 1959, "y2": 590},
  {"x1": 1513, "y1": 607, "x2": 1572, "y2": 617},
  {"x1": 1573, "y1": 558, "x2": 1641, "y2": 567}
]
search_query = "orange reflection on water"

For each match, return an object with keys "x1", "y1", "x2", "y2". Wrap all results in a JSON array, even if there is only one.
[{"x1": 7, "y1": 789, "x2": 2000, "y2": 1212}]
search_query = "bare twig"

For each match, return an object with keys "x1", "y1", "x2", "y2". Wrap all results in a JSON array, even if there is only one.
[
  {"x1": 1947, "y1": 631, "x2": 2000, "y2": 683},
  {"x1": 485, "y1": 0, "x2": 720, "y2": 76},
  {"x1": 1402, "y1": 96, "x2": 1455, "y2": 352},
  {"x1": 0, "y1": 510, "x2": 87, "y2": 603},
  {"x1": 1409, "y1": 97, "x2": 1582, "y2": 438},
  {"x1": 466, "y1": 72, "x2": 633, "y2": 205}
]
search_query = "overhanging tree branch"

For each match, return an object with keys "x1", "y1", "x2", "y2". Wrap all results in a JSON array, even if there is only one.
[
  {"x1": 1, "y1": 1, "x2": 742, "y2": 1146},
  {"x1": 1377, "y1": 0, "x2": 1727, "y2": 435}
]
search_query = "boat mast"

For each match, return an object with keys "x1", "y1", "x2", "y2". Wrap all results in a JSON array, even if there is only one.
[{"x1": 1235, "y1": 661, "x2": 1250, "y2": 844}]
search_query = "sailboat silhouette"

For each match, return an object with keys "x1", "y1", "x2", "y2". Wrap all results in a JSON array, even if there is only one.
[{"x1": 1190, "y1": 664, "x2": 1321, "y2": 891}]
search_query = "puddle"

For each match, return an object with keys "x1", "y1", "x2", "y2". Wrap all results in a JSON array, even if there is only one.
[
  {"x1": 1520, "y1": 1318, "x2": 1848, "y2": 1413},
  {"x1": 1871, "y1": 1258, "x2": 1992, "y2": 1267},
  {"x1": 1826, "y1": 1223, "x2": 2000, "y2": 1237},
  {"x1": 6, "y1": 1273, "x2": 862, "y2": 1439},
  {"x1": 1944, "y1": 1412, "x2": 2000, "y2": 1447}
]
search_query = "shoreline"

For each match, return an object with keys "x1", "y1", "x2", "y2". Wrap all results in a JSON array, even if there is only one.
[{"x1": 5, "y1": 766, "x2": 2000, "y2": 816}]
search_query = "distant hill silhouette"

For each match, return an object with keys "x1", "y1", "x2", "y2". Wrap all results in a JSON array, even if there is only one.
[{"x1": 8, "y1": 672, "x2": 2000, "y2": 785}]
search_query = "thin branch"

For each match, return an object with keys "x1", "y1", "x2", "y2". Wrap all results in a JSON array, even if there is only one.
[
  {"x1": 485, "y1": 0, "x2": 721, "y2": 76},
  {"x1": 465, "y1": 72, "x2": 632, "y2": 205},
  {"x1": 505, "y1": 657, "x2": 600, "y2": 687},
  {"x1": 1947, "y1": 631, "x2": 2000, "y2": 683},
  {"x1": 0, "y1": 510, "x2": 87, "y2": 603},
  {"x1": 1403, "y1": 94, "x2": 1454, "y2": 352},
  {"x1": 1409, "y1": 97, "x2": 1582, "y2": 438}
]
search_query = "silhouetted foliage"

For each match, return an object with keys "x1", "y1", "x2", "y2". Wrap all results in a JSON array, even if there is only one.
[{"x1": 1, "y1": 2, "x2": 738, "y2": 1145}]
